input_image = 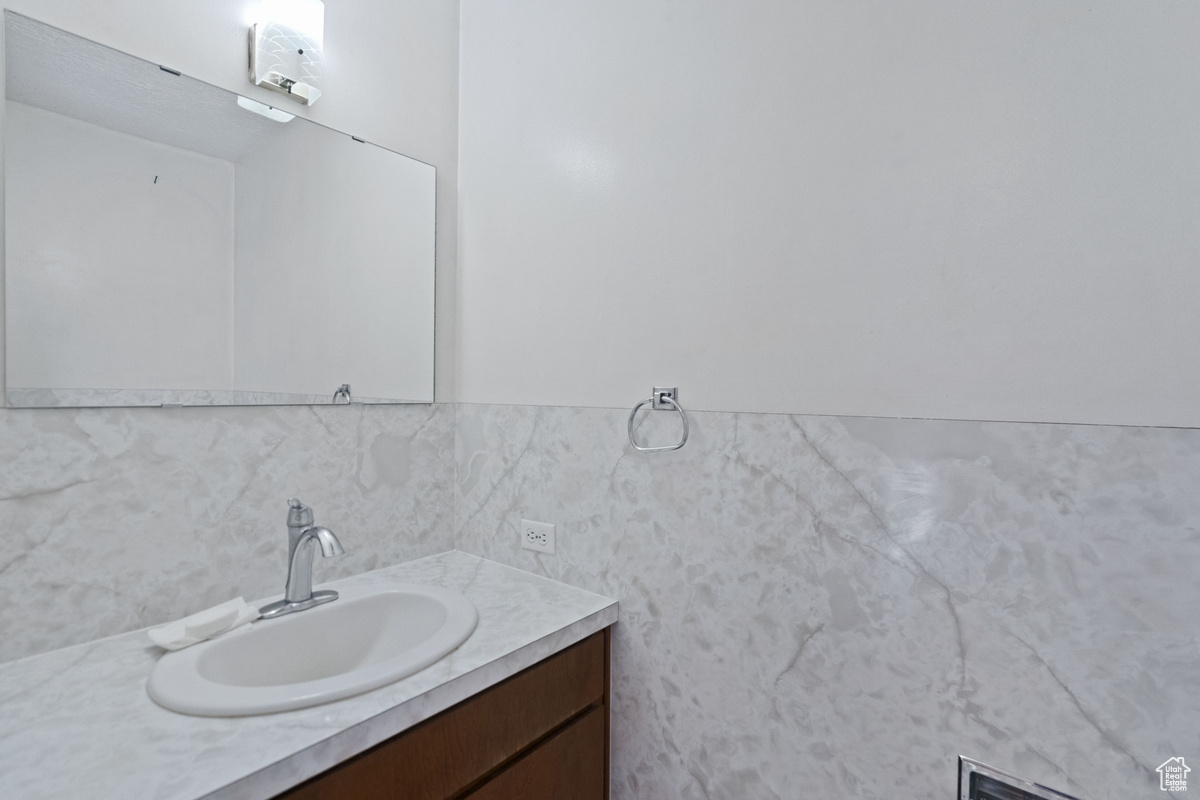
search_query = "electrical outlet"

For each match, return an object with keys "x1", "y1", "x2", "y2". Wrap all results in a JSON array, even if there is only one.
[{"x1": 520, "y1": 519, "x2": 556, "y2": 555}]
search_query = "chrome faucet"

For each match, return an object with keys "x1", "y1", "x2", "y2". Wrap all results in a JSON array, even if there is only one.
[{"x1": 260, "y1": 498, "x2": 345, "y2": 619}]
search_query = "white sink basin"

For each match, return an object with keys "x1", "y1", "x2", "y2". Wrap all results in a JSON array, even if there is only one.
[{"x1": 147, "y1": 582, "x2": 478, "y2": 716}]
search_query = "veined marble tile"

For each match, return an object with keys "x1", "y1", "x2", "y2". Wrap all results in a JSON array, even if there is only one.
[
  {"x1": 454, "y1": 403, "x2": 1200, "y2": 800},
  {"x1": 0, "y1": 403, "x2": 455, "y2": 662}
]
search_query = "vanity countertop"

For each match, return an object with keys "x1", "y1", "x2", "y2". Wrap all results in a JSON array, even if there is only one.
[{"x1": 0, "y1": 551, "x2": 618, "y2": 800}]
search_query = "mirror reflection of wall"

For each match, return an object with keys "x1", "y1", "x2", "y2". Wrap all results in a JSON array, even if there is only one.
[{"x1": 3, "y1": 12, "x2": 435, "y2": 408}]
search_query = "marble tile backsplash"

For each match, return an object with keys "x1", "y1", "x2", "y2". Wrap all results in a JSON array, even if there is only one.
[
  {"x1": 3, "y1": 398, "x2": 1195, "y2": 799},
  {"x1": 0, "y1": 403, "x2": 454, "y2": 662},
  {"x1": 454, "y1": 404, "x2": 1200, "y2": 800}
]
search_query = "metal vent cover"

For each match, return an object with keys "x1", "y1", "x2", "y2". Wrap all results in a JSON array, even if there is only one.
[{"x1": 960, "y1": 756, "x2": 1082, "y2": 800}]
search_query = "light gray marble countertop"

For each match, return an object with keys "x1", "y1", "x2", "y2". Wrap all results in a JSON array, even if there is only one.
[{"x1": 0, "y1": 550, "x2": 618, "y2": 800}]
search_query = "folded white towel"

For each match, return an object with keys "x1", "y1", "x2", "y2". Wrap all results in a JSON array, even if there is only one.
[{"x1": 147, "y1": 597, "x2": 261, "y2": 651}]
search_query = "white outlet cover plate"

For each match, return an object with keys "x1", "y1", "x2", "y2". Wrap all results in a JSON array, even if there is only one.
[{"x1": 520, "y1": 519, "x2": 555, "y2": 555}]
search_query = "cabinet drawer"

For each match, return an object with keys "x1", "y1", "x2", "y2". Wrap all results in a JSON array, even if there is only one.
[
  {"x1": 277, "y1": 630, "x2": 608, "y2": 800},
  {"x1": 462, "y1": 705, "x2": 606, "y2": 800}
]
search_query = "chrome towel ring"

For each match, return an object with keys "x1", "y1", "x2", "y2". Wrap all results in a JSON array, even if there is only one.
[{"x1": 627, "y1": 387, "x2": 689, "y2": 452}]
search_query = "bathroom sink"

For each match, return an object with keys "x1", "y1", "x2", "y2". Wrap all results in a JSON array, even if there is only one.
[{"x1": 147, "y1": 582, "x2": 478, "y2": 716}]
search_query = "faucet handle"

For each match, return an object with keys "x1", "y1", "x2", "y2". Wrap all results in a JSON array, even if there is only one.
[{"x1": 286, "y1": 498, "x2": 314, "y2": 529}]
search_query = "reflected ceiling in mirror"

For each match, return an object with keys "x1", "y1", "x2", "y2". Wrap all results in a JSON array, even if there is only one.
[{"x1": 4, "y1": 12, "x2": 435, "y2": 408}]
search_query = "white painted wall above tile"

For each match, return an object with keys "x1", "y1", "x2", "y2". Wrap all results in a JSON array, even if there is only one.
[{"x1": 458, "y1": 0, "x2": 1200, "y2": 426}]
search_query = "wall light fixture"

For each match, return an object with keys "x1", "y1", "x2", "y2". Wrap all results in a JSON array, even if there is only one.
[{"x1": 248, "y1": 0, "x2": 324, "y2": 106}]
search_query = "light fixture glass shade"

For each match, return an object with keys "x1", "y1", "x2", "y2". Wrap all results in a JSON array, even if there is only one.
[{"x1": 249, "y1": 0, "x2": 324, "y2": 105}]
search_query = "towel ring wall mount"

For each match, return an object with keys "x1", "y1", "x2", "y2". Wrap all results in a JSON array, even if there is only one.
[{"x1": 627, "y1": 387, "x2": 689, "y2": 452}]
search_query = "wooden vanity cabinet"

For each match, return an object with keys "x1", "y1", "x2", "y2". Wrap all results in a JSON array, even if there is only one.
[{"x1": 275, "y1": 628, "x2": 610, "y2": 800}]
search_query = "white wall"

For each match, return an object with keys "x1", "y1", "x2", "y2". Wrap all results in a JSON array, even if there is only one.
[
  {"x1": 458, "y1": 0, "x2": 1200, "y2": 426},
  {"x1": 0, "y1": 0, "x2": 459, "y2": 400},
  {"x1": 233, "y1": 120, "x2": 436, "y2": 401},
  {"x1": 6, "y1": 101, "x2": 235, "y2": 390}
]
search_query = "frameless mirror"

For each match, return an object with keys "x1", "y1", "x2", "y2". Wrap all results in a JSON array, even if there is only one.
[{"x1": 3, "y1": 12, "x2": 435, "y2": 407}]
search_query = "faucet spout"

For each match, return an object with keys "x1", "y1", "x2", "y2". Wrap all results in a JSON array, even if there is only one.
[
  {"x1": 310, "y1": 526, "x2": 345, "y2": 558},
  {"x1": 261, "y1": 502, "x2": 346, "y2": 619},
  {"x1": 281, "y1": 526, "x2": 343, "y2": 603}
]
